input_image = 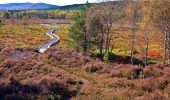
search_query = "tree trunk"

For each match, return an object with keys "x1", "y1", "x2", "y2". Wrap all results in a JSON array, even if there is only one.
[
  {"x1": 163, "y1": 31, "x2": 167, "y2": 64},
  {"x1": 99, "y1": 32, "x2": 104, "y2": 57},
  {"x1": 167, "y1": 31, "x2": 170, "y2": 64},
  {"x1": 105, "y1": 29, "x2": 109, "y2": 53},
  {"x1": 84, "y1": 33, "x2": 87, "y2": 54},
  {"x1": 108, "y1": 33, "x2": 113, "y2": 53},
  {"x1": 144, "y1": 42, "x2": 148, "y2": 67},
  {"x1": 144, "y1": 30, "x2": 149, "y2": 67},
  {"x1": 131, "y1": 29, "x2": 135, "y2": 66},
  {"x1": 108, "y1": 36, "x2": 111, "y2": 53}
]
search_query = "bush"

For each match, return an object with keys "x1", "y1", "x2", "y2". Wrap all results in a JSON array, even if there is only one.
[
  {"x1": 48, "y1": 48, "x2": 92, "y2": 67},
  {"x1": 163, "y1": 67, "x2": 170, "y2": 76},
  {"x1": 110, "y1": 69, "x2": 122, "y2": 77},
  {"x1": 84, "y1": 62, "x2": 104, "y2": 73},
  {"x1": 0, "y1": 59, "x2": 16, "y2": 68},
  {"x1": 0, "y1": 56, "x2": 6, "y2": 62},
  {"x1": 164, "y1": 84, "x2": 170, "y2": 98},
  {"x1": 137, "y1": 77, "x2": 169, "y2": 93},
  {"x1": 110, "y1": 65, "x2": 143, "y2": 79},
  {"x1": 137, "y1": 91, "x2": 166, "y2": 100},
  {"x1": 128, "y1": 67, "x2": 143, "y2": 79},
  {"x1": 0, "y1": 71, "x2": 3, "y2": 77},
  {"x1": 108, "y1": 78, "x2": 135, "y2": 89},
  {"x1": 143, "y1": 66, "x2": 163, "y2": 78}
]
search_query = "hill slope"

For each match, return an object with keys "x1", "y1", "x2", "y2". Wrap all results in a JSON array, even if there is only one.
[
  {"x1": 0, "y1": 47, "x2": 170, "y2": 99},
  {"x1": 59, "y1": 4, "x2": 85, "y2": 10},
  {"x1": 0, "y1": 1, "x2": 124, "y2": 10},
  {"x1": 0, "y1": 3, "x2": 58, "y2": 10}
]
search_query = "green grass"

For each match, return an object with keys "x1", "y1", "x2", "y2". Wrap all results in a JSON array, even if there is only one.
[{"x1": 0, "y1": 25, "x2": 50, "y2": 49}]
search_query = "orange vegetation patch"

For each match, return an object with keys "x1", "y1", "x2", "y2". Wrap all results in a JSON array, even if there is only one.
[{"x1": 148, "y1": 50, "x2": 161, "y2": 59}]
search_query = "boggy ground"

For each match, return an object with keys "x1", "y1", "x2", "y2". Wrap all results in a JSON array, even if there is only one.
[{"x1": 0, "y1": 47, "x2": 170, "y2": 100}]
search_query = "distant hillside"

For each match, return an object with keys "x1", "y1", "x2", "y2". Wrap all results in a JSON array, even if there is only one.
[
  {"x1": 0, "y1": 1, "x2": 123, "y2": 10},
  {"x1": 0, "y1": 3, "x2": 85, "y2": 10},
  {"x1": 0, "y1": 3, "x2": 58, "y2": 10},
  {"x1": 58, "y1": 1, "x2": 124, "y2": 10},
  {"x1": 59, "y1": 4, "x2": 85, "y2": 10}
]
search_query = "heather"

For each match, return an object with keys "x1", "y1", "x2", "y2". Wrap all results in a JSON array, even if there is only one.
[
  {"x1": 0, "y1": 0, "x2": 169, "y2": 99},
  {"x1": 0, "y1": 47, "x2": 169, "y2": 99}
]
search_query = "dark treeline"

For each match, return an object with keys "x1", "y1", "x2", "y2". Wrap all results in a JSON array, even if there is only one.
[
  {"x1": 0, "y1": 1, "x2": 125, "y2": 20},
  {"x1": 2, "y1": 10, "x2": 77, "y2": 19}
]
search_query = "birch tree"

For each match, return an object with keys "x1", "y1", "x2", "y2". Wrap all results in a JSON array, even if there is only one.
[
  {"x1": 140, "y1": 1, "x2": 154, "y2": 67},
  {"x1": 152, "y1": 0, "x2": 170, "y2": 64},
  {"x1": 125, "y1": 1, "x2": 141, "y2": 65}
]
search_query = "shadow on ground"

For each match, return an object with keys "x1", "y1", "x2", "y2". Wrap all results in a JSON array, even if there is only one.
[
  {"x1": 0, "y1": 78, "x2": 78, "y2": 100},
  {"x1": 96, "y1": 53, "x2": 145, "y2": 66}
]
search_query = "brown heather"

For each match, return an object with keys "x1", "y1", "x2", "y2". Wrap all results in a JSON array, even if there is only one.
[{"x1": 0, "y1": 47, "x2": 170, "y2": 99}]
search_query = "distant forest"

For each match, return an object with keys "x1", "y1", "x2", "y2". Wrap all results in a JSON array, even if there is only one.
[
  {"x1": 0, "y1": 1, "x2": 123, "y2": 19},
  {"x1": 2, "y1": 10, "x2": 77, "y2": 19}
]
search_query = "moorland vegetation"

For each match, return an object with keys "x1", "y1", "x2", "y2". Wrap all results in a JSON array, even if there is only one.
[{"x1": 0, "y1": 0, "x2": 170, "y2": 99}]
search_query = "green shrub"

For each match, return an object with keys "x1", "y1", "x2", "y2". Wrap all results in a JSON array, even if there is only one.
[
  {"x1": 128, "y1": 68, "x2": 143, "y2": 79},
  {"x1": 0, "y1": 56, "x2": 6, "y2": 62}
]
